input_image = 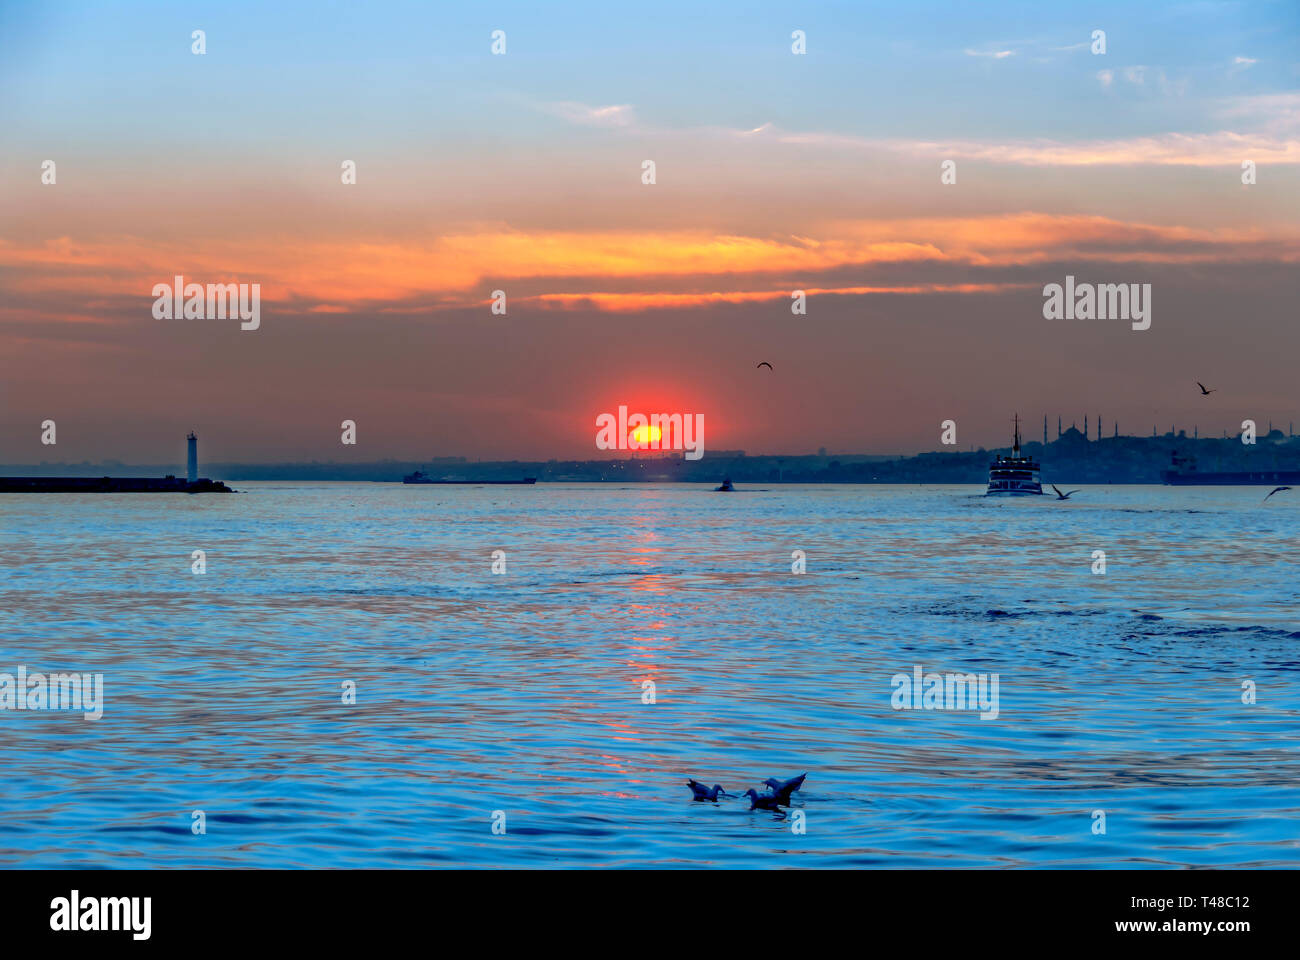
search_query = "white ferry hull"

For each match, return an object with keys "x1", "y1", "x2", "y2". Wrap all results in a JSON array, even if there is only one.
[{"x1": 986, "y1": 483, "x2": 1043, "y2": 496}]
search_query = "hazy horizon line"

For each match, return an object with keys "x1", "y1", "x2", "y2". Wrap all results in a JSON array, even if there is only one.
[{"x1": 8, "y1": 426, "x2": 1293, "y2": 472}]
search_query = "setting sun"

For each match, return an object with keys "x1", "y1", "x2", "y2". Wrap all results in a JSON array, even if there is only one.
[
  {"x1": 631, "y1": 424, "x2": 662, "y2": 445},
  {"x1": 634, "y1": 421, "x2": 665, "y2": 444}
]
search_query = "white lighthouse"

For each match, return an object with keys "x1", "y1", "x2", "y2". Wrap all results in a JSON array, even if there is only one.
[{"x1": 187, "y1": 432, "x2": 198, "y2": 483}]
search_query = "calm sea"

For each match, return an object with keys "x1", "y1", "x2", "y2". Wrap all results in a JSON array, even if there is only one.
[{"x1": 1, "y1": 482, "x2": 1297, "y2": 868}]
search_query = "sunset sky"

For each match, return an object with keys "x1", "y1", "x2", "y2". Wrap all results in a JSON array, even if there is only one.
[{"x1": 2, "y1": 1, "x2": 1298, "y2": 463}]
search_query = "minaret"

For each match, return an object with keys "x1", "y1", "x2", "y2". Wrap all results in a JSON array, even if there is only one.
[
  {"x1": 1057, "y1": 417, "x2": 1062, "y2": 440},
  {"x1": 1043, "y1": 415, "x2": 1048, "y2": 447},
  {"x1": 1113, "y1": 422, "x2": 1118, "y2": 438},
  {"x1": 187, "y1": 432, "x2": 198, "y2": 483},
  {"x1": 1097, "y1": 415, "x2": 1101, "y2": 439},
  {"x1": 1083, "y1": 416, "x2": 1088, "y2": 440}
]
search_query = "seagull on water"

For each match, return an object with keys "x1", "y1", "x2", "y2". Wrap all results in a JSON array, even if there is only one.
[
  {"x1": 742, "y1": 789, "x2": 786, "y2": 812},
  {"x1": 1050, "y1": 484, "x2": 1080, "y2": 501},
  {"x1": 1263, "y1": 486, "x2": 1291, "y2": 503},
  {"x1": 1197, "y1": 382, "x2": 1216, "y2": 396},
  {"x1": 762, "y1": 773, "x2": 808, "y2": 805},
  {"x1": 687, "y1": 779, "x2": 731, "y2": 802}
]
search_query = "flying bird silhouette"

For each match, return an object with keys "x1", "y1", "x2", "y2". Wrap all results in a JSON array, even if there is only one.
[
  {"x1": 1263, "y1": 486, "x2": 1291, "y2": 503},
  {"x1": 1050, "y1": 484, "x2": 1080, "y2": 501},
  {"x1": 756, "y1": 361, "x2": 773, "y2": 370},
  {"x1": 1197, "y1": 382, "x2": 1216, "y2": 396}
]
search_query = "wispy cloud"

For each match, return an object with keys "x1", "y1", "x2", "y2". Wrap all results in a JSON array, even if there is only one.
[
  {"x1": 771, "y1": 126, "x2": 1299, "y2": 166},
  {"x1": 1215, "y1": 92, "x2": 1300, "y2": 133},
  {"x1": 965, "y1": 48, "x2": 1015, "y2": 59},
  {"x1": 538, "y1": 101, "x2": 636, "y2": 128},
  {"x1": 1113, "y1": 66, "x2": 1188, "y2": 96},
  {"x1": 1229, "y1": 55, "x2": 1258, "y2": 77},
  {"x1": 1158, "y1": 72, "x2": 1189, "y2": 97}
]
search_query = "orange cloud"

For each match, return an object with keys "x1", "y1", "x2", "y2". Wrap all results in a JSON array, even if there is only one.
[
  {"x1": 3, "y1": 214, "x2": 1296, "y2": 320},
  {"x1": 522, "y1": 283, "x2": 1034, "y2": 312}
]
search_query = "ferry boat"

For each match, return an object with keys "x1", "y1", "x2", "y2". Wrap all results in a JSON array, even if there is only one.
[{"x1": 986, "y1": 414, "x2": 1042, "y2": 496}]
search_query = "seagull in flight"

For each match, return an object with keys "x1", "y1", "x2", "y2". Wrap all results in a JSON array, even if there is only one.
[
  {"x1": 1051, "y1": 484, "x2": 1080, "y2": 501},
  {"x1": 1263, "y1": 486, "x2": 1291, "y2": 503},
  {"x1": 1197, "y1": 382, "x2": 1216, "y2": 396},
  {"x1": 757, "y1": 361, "x2": 773, "y2": 370}
]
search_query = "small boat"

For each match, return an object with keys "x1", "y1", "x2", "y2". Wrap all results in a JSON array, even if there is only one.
[
  {"x1": 714, "y1": 478, "x2": 735, "y2": 492},
  {"x1": 403, "y1": 471, "x2": 537, "y2": 484},
  {"x1": 986, "y1": 414, "x2": 1042, "y2": 496}
]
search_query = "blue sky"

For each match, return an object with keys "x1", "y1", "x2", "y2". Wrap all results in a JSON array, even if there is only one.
[{"x1": 3, "y1": 0, "x2": 1296, "y2": 146}]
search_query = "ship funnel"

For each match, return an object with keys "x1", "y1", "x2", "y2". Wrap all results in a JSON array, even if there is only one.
[{"x1": 187, "y1": 432, "x2": 198, "y2": 483}]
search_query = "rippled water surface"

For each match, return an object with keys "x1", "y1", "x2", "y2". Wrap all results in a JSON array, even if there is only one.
[{"x1": 2, "y1": 483, "x2": 1297, "y2": 868}]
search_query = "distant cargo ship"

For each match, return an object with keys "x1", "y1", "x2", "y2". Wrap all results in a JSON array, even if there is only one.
[
  {"x1": 0, "y1": 433, "x2": 233, "y2": 493},
  {"x1": 986, "y1": 414, "x2": 1043, "y2": 496},
  {"x1": 1161, "y1": 451, "x2": 1300, "y2": 485},
  {"x1": 403, "y1": 471, "x2": 537, "y2": 484}
]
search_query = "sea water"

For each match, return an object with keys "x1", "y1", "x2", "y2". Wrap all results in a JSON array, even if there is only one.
[{"x1": 1, "y1": 483, "x2": 1296, "y2": 867}]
